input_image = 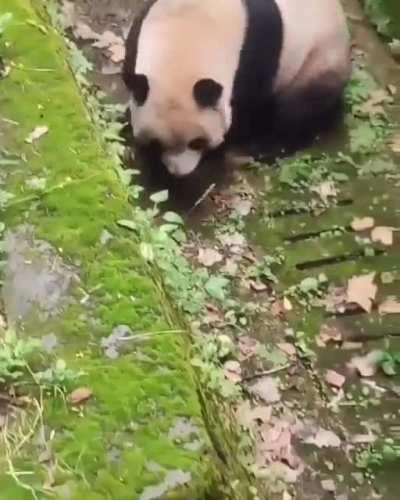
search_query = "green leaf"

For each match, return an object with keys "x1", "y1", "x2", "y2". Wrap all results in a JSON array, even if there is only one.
[
  {"x1": 150, "y1": 190, "x2": 169, "y2": 204},
  {"x1": 140, "y1": 242, "x2": 154, "y2": 262},
  {"x1": 117, "y1": 219, "x2": 137, "y2": 232},
  {"x1": 163, "y1": 211, "x2": 184, "y2": 225},
  {"x1": 205, "y1": 276, "x2": 229, "y2": 302},
  {"x1": 381, "y1": 359, "x2": 397, "y2": 376},
  {"x1": 0, "y1": 13, "x2": 12, "y2": 35}
]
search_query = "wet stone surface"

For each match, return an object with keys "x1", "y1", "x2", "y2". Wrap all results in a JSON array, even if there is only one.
[{"x1": 2, "y1": 225, "x2": 78, "y2": 324}]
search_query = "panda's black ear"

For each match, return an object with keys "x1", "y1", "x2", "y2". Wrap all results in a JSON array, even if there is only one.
[
  {"x1": 193, "y1": 79, "x2": 223, "y2": 108},
  {"x1": 125, "y1": 73, "x2": 149, "y2": 106}
]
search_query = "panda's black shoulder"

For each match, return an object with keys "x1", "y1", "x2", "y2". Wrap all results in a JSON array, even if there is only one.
[
  {"x1": 233, "y1": 0, "x2": 283, "y2": 104},
  {"x1": 123, "y1": 0, "x2": 159, "y2": 90}
]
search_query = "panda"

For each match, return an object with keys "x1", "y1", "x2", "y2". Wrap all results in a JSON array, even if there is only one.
[{"x1": 123, "y1": 0, "x2": 351, "y2": 177}]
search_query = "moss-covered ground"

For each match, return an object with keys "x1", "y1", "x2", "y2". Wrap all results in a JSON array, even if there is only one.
[{"x1": 0, "y1": 1, "x2": 227, "y2": 498}]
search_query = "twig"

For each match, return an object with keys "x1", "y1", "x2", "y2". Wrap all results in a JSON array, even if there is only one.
[
  {"x1": 187, "y1": 182, "x2": 216, "y2": 215},
  {"x1": 242, "y1": 363, "x2": 292, "y2": 383}
]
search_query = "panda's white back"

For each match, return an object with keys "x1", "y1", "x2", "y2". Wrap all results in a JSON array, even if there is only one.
[{"x1": 274, "y1": 0, "x2": 351, "y2": 92}]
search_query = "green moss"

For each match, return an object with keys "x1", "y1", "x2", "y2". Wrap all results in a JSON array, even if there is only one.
[{"x1": 0, "y1": 1, "x2": 221, "y2": 497}]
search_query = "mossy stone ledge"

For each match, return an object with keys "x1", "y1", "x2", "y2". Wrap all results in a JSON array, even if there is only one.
[{"x1": 0, "y1": 1, "x2": 222, "y2": 498}]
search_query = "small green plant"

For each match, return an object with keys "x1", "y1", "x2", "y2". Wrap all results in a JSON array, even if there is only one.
[
  {"x1": 286, "y1": 274, "x2": 328, "y2": 308},
  {"x1": 247, "y1": 250, "x2": 285, "y2": 284},
  {"x1": 0, "y1": 329, "x2": 81, "y2": 394},
  {"x1": 0, "y1": 330, "x2": 41, "y2": 384},
  {"x1": 356, "y1": 441, "x2": 400, "y2": 470},
  {"x1": 278, "y1": 153, "x2": 347, "y2": 190},
  {"x1": 378, "y1": 350, "x2": 400, "y2": 376}
]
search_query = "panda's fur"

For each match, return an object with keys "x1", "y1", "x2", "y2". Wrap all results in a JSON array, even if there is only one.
[{"x1": 123, "y1": 0, "x2": 351, "y2": 177}]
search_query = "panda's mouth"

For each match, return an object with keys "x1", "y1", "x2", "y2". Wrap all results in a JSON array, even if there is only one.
[{"x1": 162, "y1": 149, "x2": 202, "y2": 177}]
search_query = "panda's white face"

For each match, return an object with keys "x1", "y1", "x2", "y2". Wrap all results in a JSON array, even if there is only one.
[{"x1": 129, "y1": 75, "x2": 229, "y2": 177}]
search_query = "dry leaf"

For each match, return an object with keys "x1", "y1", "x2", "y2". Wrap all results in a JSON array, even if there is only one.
[
  {"x1": 378, "y1": 297, "x2": 400, "y2": 314},
  {"x1": 223, "y1": 360, "x2": 242, "y2": 383},
  {"x1": 236, "y1": 401, "x2": 272, "y2": 428},
  {"x1": 321, "y1": 479, "x2": 336, "y2": 492},
  {"x1": 325, "y1": 370, "x2": 346, "y2": 389},
  {"x1": 346, "y1": 273, "x2": 377, "y2": 312},
  {"x1": 261, "y1": 421, "x2": 300, "y2": 469},
  {"x1": 303, "y1": 428, "x2": 341, "y2": 448},
  {"x1": 351, "y1": 216, "x2": 375, "y2": 232},
  {"x1": 351, "y1": 433, "x2": 377, "y2": 444},
  {"x1": 25, "y1": 126, "x2": 49, "y2": 144},
  {"x1": 238, "y1": 335, "x2": 260, "y2": 361},
  {"x1": 348, "y1": 350, "x2": 383, "y2": 377},
  {"x1": 69, "y1": 387, "x2": 92, "y2": 405},
  {"x1": 221, "y1": 258, "x2": 238, "y2": 276},
  {"x1": 218, "y1": 231, "x2": 246, "y2": 248},
  {"x1": 73, "y1": 21, "x2": 99, "y2": 40},
  {"x1": 249, "y1": 280, "x2": 268, "y2": 293},
  {"x1": 390, "y1": 134, "x2": 400, "y2": 154},
  {"x1": 371, "y1": 226, "x2": 395, "y2": 246},
  {"x1": 250, "y1": 377, "x2": 281, "y2": 404},
  {"x1": 277, "y1": 343, "x2": 297, "y2": 358},
  {"x1": 322, "y1": 285, "x2": 347, "y2": 313},
  {"x1": 283, "y1": 297, "x2": 293, "y2": 311},
  {"x1": 92, "y1": 30, "x2": 125, "y2": 63},
  {"x1": 357, "y1": 88, "x2": 392, "y2": 118},
  {"x1": 233, "y1": 199, "x2": 253, "y2": 216},
  {"x1": 311, "y1": 181, "x2": 337, "y2": 203},
  {"x1": 317, "y1": 325, "x2": 342, "y2": 346},
  {"x1": 197, "y1": 248, "x2": 223, "y2": 267}
]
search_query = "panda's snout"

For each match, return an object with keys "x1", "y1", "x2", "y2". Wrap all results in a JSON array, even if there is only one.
[{"x1": 162, "y1": 149, "x2": 202, "y2": 177}]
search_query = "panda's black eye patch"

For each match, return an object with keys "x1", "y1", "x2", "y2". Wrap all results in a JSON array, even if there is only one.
[
  {"x1": 193, "y1": 78, "x2": 223, "y2": 108},
  {"x1": 188, "y1": 137, "x2": 208, "y2": 151},
  {"x1": 130, "y1": 73, "x2": 149, "y2": 105}
]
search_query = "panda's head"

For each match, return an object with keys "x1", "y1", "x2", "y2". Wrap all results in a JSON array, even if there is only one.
[{"x1": 127, "y1": 73, "x2": 229, "y2": 177}]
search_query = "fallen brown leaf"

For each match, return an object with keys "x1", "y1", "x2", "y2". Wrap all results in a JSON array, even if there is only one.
[
  {"x1": 218, "y1": 231, "x2": 246, "y2": 248},
  {"x1": 236, "y1": 400, "x2": 272, "y2": 428},
  {"x1": 357, "y1": 88, "x2": 392, "y2": 118},
  {"x1": 348, "y1": 350, "x2": 384, "y2": 377},
  {"x1": 92, "y1": 30, "x2": 125, "y2": 63},
  {"x1": 277, "y1": 343, "x2": 297, "y2": 358},
  {"x1": 197, "y1": 248, "x2": 223, "y2": 267},
  {"x1": 346, "y1": 273, "x2": 377, "y2": 313},
  {"x1": 303, "y1": 427, "x2": 341, "y2": 448},
  {"x1": 283, "y1": 297, "x2": 293, "y2": 311},
  {"x1": 223, "y1": 360, "x2": 242, "y2": 383},
  {"x1": 325, "y1": 370, "x2": 346, "y2": 389},
  {"x1": 249, "y1": 280, "x2": 268, "y2": 293},
  {"x1": 261, "y1": 421, "x2": 300, "y2": 469},
  {"x1": 317, "y1": 324, "x2": 342, "y2": 346},
  {"x1": 350, "y1": 216, "x2": 375, "y2": 232},
  {"x1": 311, "y1": 181, "x2": 337, "y2": 203},
  {"x1": 238, "y1": 335, "x2": 260, "y2": 361},
  {"x1": 69, "y1": 387, "x2": 92, "y2": 406},
  {"x1": 322, "y1": 285, "x2": 347, "y2": 314},
  {"x1": 250, "y1": 377, "x2": 281, "y2": 404},
  {"x1": 221, "y1": 258, "x2": 238, "y2": 276},
  {"x1": 233, "y1": 199, "x2": 253, "y2": 216},
  {"x1": 25, "y1": 125, "x2": 49, "y2": 144},
  {"x1": 73, "y1": 21, "x2": 99, "y2": 40},
  {"x1": 378, "y1": 297, "x2": 400, "y2": 314},
  {"x1": 371, "y1": 226, "x2": 395, "y2": 246},
  {"x1": 390, "y1": 134, "x2": 400, "y2": 154}
]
